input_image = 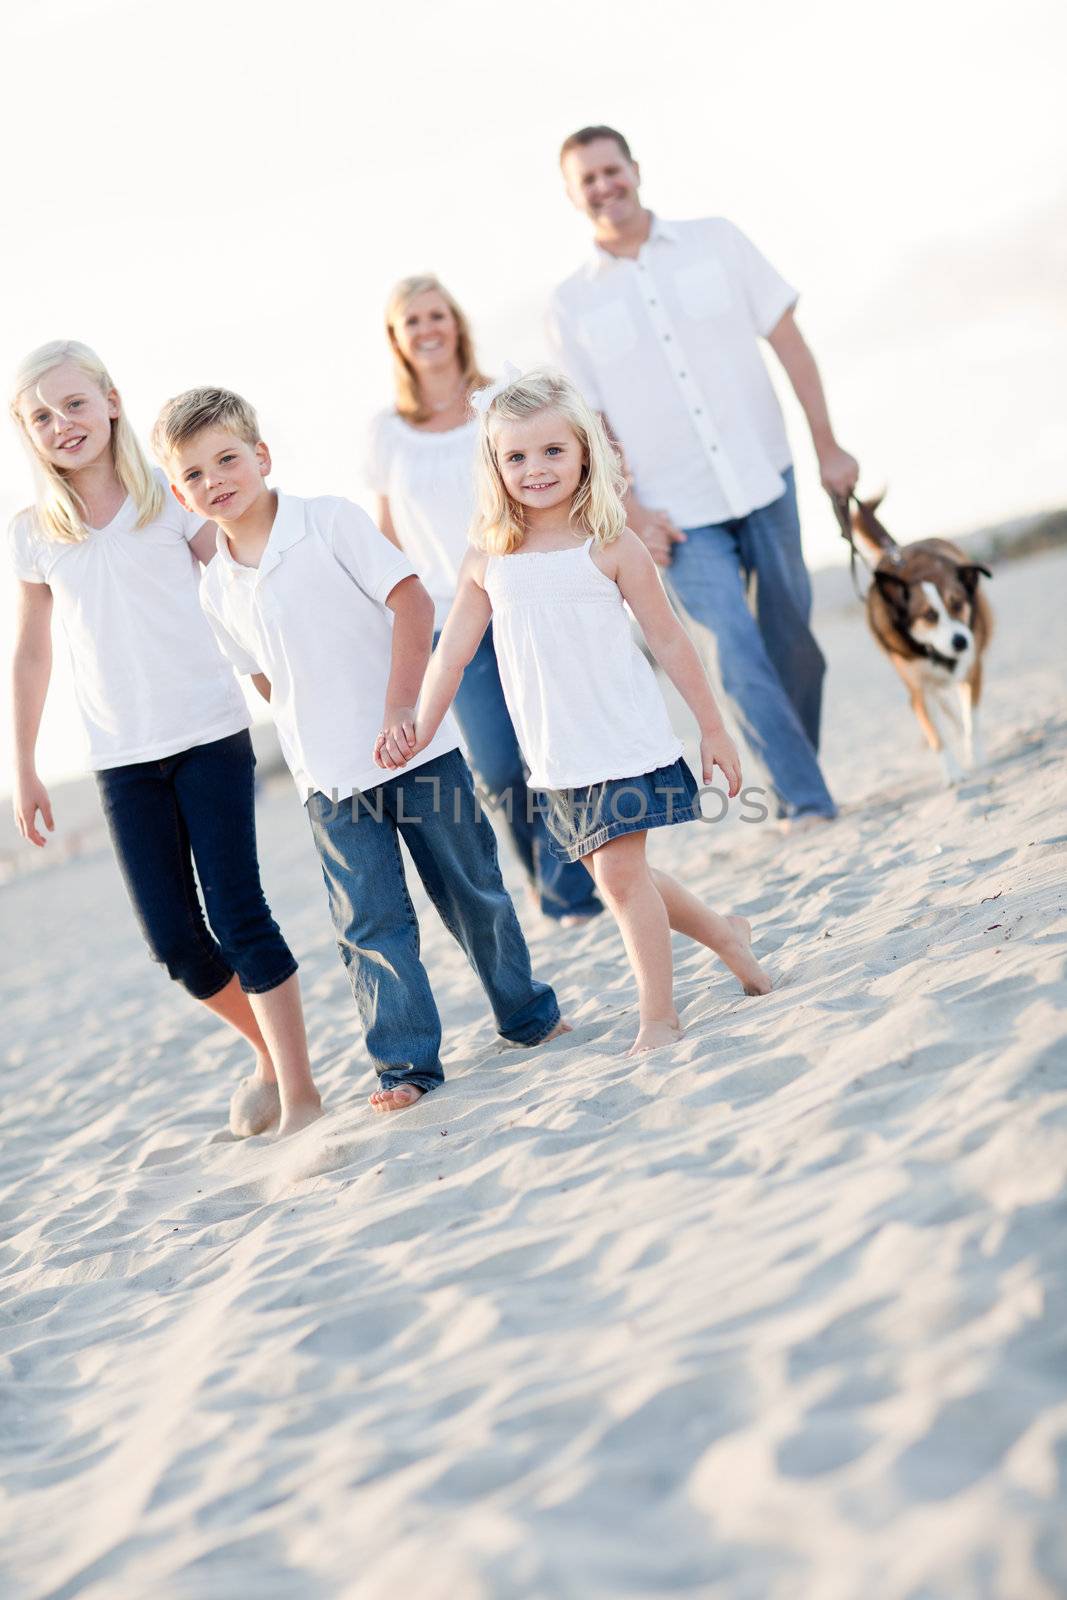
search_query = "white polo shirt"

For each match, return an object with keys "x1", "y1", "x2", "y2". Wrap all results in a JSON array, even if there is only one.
[
  {"x1": 198, "y1": 491, "x2": 461, "y2": 803},
  {"x1": 8, "y1": 469, "x2": 249, "y2": 770},
  {"x1": 548, "y1": 216, "x2": 798, "y2": 527}
]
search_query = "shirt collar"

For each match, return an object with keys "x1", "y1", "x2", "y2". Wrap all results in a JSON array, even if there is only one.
[
  {"x1": 586, "y1": 214, "x2": 678, "y2": 277},
  {"x1": 214, "y1": 490, "x2": 309, "y2": 582}
]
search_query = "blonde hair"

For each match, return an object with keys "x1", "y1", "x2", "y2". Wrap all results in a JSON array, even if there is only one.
[
  {"x1": 472, "y1": 368, "x2": 627, "y2": 555},
  {"x1": 385, "y1": 274, "x2": 489, "y2": 424},
  {"x1": 10, "y1": 340, "x2": 164, "y2": 544},
  {"x1": 151, "y1": 387, "x2": 261, "y2": 465}
]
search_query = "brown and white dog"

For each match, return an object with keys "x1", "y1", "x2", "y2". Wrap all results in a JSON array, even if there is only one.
[{"x1": 849, "y1": 495, "x2": 993, "y2": 786}]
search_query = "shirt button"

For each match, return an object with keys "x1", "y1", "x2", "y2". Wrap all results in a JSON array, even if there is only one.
[
  {"x1": 679, "y1": 371, "x2": 687, "y2": 378},
  {"x1": 663, "y1": 333, "x2": 671, "y2": 342}
]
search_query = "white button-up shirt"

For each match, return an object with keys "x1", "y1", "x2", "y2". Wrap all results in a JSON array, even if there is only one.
[
  {"x1": 199, "y1": 491, "x2": 460, "y2": 802},
  {"x1": 548, "y1": 216, "x2": 798, "y2": 526}
]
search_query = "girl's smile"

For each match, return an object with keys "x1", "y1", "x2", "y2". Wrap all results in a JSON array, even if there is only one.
[
  {"x1": 18, "y1": 359, "x2": 119, "y2": 473},
  {"x1": 494, "y1": 410, "x2": 584, "y2": 522}
]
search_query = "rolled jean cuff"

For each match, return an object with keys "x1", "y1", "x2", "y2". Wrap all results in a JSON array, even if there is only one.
[
  {"x1": 501, "y1": 998, "x2": 561, "y2": 1048},
  {"x1": 378, "y1": 1070, "x2": 442, "y2": 1094},
  {"x1": 187, "y1": 957, "x2": 238, "y2": 1002},
  {"x1": 239, "y1": 956, "x2": 299, "y2": 996}
]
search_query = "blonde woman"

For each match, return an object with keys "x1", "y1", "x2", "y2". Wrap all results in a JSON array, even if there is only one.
[
  {"x1": 365, "y1": 276, "x2": 601, "y2": 925},
  {"x1": 8, "y1": 341, "x2": 322, "y2": 1138},
  {"x1": 377, "y1": 370, "x2": 772, "y2": 1056}
]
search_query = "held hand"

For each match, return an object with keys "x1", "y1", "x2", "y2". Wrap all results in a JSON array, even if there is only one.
[
  {"x1": 700, "y1": 730, "x2": 742, "y2": 799},
  {"x1": 817, "y1": 443, "x2": 859, "y2": 499},
  {"x1": 630, "y1": 503, "x2": 687, "y2": 568},
  {"x1": 14, "y1": 773, "x2": 55, "y2": 848},
  {"x1": 373, "y1": 705, "x2": 419, "y2": 771}
]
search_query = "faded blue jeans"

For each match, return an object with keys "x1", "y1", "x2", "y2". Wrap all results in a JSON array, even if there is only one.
[
  {"x1": 306, "y1": 749, "x2": 561, "y2": 1095},
  {"x1": 446, "y1": 624, "x2": 602, "y2": 919},
  {"x1": 666, "y1": 470, "x2": 836, "y2": 819}
]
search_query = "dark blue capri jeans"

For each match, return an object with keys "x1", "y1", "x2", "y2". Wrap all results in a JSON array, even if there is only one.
[{"x1": 95, "y1": 729, "x2": 297, "y2": 1000}]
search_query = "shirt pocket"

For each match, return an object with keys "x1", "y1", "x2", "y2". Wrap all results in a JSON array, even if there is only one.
[
  {"x1": 579, "y1": 299, "x2": 639, "y2": 364},
  {"x1": 674, "y1": 261, "x2": 733, "y2": 321}
]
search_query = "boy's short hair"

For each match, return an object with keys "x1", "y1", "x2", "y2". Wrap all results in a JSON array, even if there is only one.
[
  {"x1": 151, "y1": 387, "x2": 260, "y2": 464},
  {"x1": 558, "y1": 125, "x2": 634, "y2": 167}
]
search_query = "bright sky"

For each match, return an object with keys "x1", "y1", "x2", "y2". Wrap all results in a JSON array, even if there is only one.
[{"x1": 2, "y1": 0, "x2": 1065, "y2": 794}]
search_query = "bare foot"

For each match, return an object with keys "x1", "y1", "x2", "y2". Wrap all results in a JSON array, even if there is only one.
[
  {"x1": 558, "y1": 911, "x2": 599, "y2": 929},
  {"x1": 538, "y1": 1018, "x2": 573, "y2": 1044},
  {"x1": 276, "y1": 1097, "x2": 325, "y2": 1139},
  {"x1": 627, "y1": 1019, "x2": 685, "y2": 1056},
  {"x1": 781, "y1": 814, "x2": 834, "y2": 836},
  {"x1": 229, "y1": 1075, "x2": 280, "y2": 1138},
  {"x1": 722, "y1": 915, "x2": 773, "y2": 995},
  {"x1": 369, "y1": 1084, "x2": 426, "y2": 1115}
]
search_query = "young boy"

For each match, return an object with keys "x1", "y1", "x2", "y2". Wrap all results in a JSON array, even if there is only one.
[{"x1": 152, "y1": 388, "x2": 567, "y2": 1114}]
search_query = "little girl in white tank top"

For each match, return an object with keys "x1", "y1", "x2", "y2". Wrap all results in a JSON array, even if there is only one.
[{"x1": 377, "y1": 369, "x2": 773, "y2": 1056}]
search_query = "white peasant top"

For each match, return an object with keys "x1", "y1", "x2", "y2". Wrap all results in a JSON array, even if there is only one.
[
  {"x1": 363, "y1": 411, "x2": 478, "y2": 629},
  {"x1": 483, "y1": 539, "x2": 682, "y2": 790}
]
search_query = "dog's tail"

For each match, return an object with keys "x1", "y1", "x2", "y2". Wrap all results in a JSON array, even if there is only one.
[{"x1": 849, "y1": 491, "x2": 901, "y2": 571}]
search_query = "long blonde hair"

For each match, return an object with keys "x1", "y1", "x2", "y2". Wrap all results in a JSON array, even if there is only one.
[
  {"x1": 10, "y1": 340, "x2": 163, "y2": 544},
  {"x1": 385, "y1": 274, "x2": 489, "y2": 424},
  {"x1": 472, "y1": 369, "x2": 627, "y2": 555}
]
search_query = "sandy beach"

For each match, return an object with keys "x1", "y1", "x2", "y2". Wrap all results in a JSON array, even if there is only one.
[{"x1": 2, "y1": 546, "x2": 1066, "y2": 1600}]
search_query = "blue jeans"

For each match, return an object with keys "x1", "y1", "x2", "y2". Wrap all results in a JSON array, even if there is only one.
[
  {"x1": 96, "y1": 729, "x2": 298, "y2": 999},
  {"x1": 306, "y1": 749, "x2": 561, "y2": 1095},
  {"x1": 666, "y1": 470, "x2": 836, "y2": 818},
  {"x1": 446, "y1": 624, "x2": 602, "y2": 919}
]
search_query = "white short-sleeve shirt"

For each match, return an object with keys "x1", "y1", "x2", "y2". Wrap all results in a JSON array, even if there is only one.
[
  {"x1": 364, "y1": 411, "x2": 478, "y2": 629},
  {"x1": 548, "y1": 216, "x2": 798, "y2": 526},
  {"x1": 198, "y1": 491, "x2": 461, "y2": 802},
  {"x1": 8, "y1": 468, "x2": 249, "y2": 770}
]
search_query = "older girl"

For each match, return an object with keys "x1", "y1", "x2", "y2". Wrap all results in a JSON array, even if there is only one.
[
  {"x1": 380, "y1": 370, "x2": 772, "y2": 1054},
  {"x1": 9, "y1": 341, "x2": 321, "y2": 1137},
  {"x1": 365, "y1": 276, "x2": 601, "y2": 925}
]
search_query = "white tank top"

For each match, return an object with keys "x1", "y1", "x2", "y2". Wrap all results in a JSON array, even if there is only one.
[{"x1": 483, "y1": 538, "x2": 683, "y2": 790}]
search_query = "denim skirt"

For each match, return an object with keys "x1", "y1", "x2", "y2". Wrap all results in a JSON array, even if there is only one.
[{"x1": 540, "y1": 756, "x2": 701, "y2": 863}]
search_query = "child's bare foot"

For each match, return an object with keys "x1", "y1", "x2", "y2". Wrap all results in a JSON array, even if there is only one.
[
  {"x1": 723, "y1": 915, "x2": 773, "y2": 995},
  {"x1": 369, "y1": 1084, "x2": 426, "y2": 1114},
  {"x1": 276, "y1": 1096, "x2": 325, "y2": 1139},
  {"x1": 627, "y1": 1018, "x2": 685, "y2": 1056},
  {"x1": 229, "y1": 1074, "x2": 281, "y2": 1138}
]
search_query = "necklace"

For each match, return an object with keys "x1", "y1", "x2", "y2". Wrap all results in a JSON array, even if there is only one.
[{"x1": 426, "y1": 378, "x2": 467, "y2": 414}]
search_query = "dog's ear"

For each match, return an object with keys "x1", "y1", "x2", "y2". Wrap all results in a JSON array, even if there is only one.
[
  {"x1": 874, "y1": 570, "x2": 910, "y2": 610},
  {"x1": 957, "y1": 563, "x2": 992, "y2": 594}
]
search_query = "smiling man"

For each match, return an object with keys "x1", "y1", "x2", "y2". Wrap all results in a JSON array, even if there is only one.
[{"x1": 548, "y1": 125, "x2": 858, "y2": 826}]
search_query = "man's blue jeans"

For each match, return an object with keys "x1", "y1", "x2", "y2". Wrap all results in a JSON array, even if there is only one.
[
  {"x1": 306, "y1": 749, "x2": 561, "y2": 1095},
  {"x1": 666, "y1": 470, "x2": 836, "y2": 818},
  {"x1": 445, "y1": 625, "x2": 602, "y2": 920}
]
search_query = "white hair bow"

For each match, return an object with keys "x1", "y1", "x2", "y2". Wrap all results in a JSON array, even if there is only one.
[{"x1": 469, "y1": 361, "x2": 524, "y2": 416}]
